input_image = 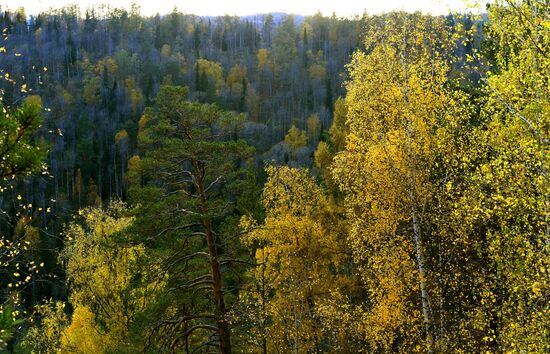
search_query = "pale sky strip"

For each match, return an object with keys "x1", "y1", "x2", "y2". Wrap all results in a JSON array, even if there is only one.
[{"x1": 3, "y1": 0, "x2": 479, "y2": 18}]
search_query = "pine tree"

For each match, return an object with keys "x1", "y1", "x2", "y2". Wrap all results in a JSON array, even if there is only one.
[{"x1": 129, "y1": 85, "x2": 254, "y2": 353}]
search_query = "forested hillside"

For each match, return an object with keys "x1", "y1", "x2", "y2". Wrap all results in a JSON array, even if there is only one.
[{"x1": 0, "y1": 1, "x2": 548, "y2": 353}]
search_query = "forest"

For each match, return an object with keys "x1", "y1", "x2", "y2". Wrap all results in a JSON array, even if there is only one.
[{"x1": 0, "y1": 0, "x2": 548, "y2": 353}]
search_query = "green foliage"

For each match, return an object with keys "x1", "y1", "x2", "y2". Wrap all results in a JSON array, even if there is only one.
[
  {"x1": 0, "y1": 98, "x2": 46, "y2": 181},
  {"x1": 272, "y1": 16, "x2": 298, "y2": 79},
  {"x1": 0, "y1": 305, "x2": 23, "y2": 351},
  {"x1": 0, "y1": 91, "x2": 46, "y2": 351},
  {"x1": 129, "y1": 85, "x2": 255, "y2": 353}
]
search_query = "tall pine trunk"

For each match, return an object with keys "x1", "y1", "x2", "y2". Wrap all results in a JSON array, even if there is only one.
[{"x1": 194, "y1": 159, "x2": 232, "y2": 353}]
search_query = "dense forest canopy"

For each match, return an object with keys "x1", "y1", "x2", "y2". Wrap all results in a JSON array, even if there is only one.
[{"x1": 0, "y1": 0, "x2": 548, "y2": 353}]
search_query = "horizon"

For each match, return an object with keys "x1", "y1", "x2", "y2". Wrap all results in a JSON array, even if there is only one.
[{"x1": 2, "y1": 0, "x2": 482, "y2": 18}]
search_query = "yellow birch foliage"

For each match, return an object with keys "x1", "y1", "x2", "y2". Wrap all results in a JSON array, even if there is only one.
[
  {"x1": 450, "y1": 1, "x2": 550, "y2": 350},
  {"x1": 59, "y1": 201, "x2": 158, "y2": 353},
  {"x1": 332, "y1": 12, "x2": 461, "y2": 352},
  {"x1": 196, "y1": 59, "x2": 224, "y2": 81},
  {"x1": 257, "y1": 48, "x2": 270, "y2": 70},
  {"x1": 61, "y1": 307, "x2": 109, "y2": 353},
  {"x1": 226, "y1": 64, "x2": 247, "y2": 87},
  {"x1": 306, "y1": 114, "x2": 320, "y2": 141},
  {"x1": 17, "y1": 301, "x2": 69, "y2": 353},
  {"x1": 328, "y1": 97, "x2": 349, "y2": 152},
  {"x1": 284, "y1": 125, "x2": 308, "y2": 151},
  {"x1": 240, "y1": 166, "x2": 352, "y2": 353}
]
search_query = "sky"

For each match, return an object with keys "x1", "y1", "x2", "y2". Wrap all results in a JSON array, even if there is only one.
[{"x1": 2, "y1": 0, "x2": 479, "y2": 18}]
